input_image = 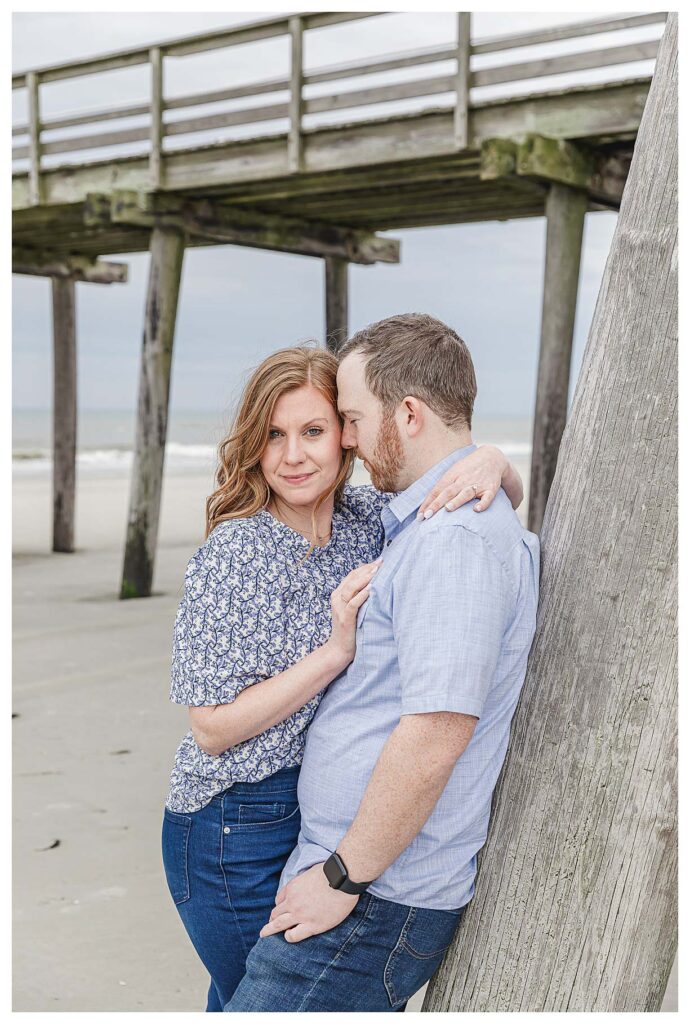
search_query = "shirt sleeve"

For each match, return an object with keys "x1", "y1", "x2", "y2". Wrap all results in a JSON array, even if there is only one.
[
  {"x1": 392, "y1": 523, "x2": 511, "y2": 719},
  {"x1": 342, "y1": 483, "x2": 395, "y2": 518},
  {"x1": 169, "y1": 522, "x2": 269, "y2": 707}
]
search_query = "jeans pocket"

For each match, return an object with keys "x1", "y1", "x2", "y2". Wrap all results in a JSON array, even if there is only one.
[
  {"x1": 234, "y1": 802, "x2": 299, "y2": 832},
  {"x1": 162, "y1": 808, "x2": 192, "y2": 905},
  {"x1": 384, "y1": 907, "x2": 461, "y2": 1009}
]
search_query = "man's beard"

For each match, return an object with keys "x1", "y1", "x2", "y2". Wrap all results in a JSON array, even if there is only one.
[{"x1": 364, "y1": 411, "x2": 404, "y2": 493}]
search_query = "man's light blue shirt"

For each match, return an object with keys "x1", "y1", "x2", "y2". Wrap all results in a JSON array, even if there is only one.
[{"x1": 281, "y1": 445, "x2": 540, "y2": 911}]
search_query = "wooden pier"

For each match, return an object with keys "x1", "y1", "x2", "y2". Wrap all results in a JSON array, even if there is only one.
[{"x1": 12, "y1": 11, "x2": 666, "y2": 594}]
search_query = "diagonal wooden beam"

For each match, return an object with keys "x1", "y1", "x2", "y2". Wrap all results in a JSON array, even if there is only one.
[
  {"x1": 98, "y1": 190, "x2": 400, "y2": 265},
  {"x1": 12, "y1": 245, "x2": 128, "y2": 283}
]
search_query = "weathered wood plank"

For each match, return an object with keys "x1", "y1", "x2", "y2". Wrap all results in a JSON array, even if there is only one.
[
  {"x1": 479, "y1": 137, "x2": 517, "y2": 179},
  {"x1": 17, "y1": 41, "x2": 654, "y2": 163},
  {"x1": 13, "y1": 98, "x2": 151, "y2": 136},
  {"x1": 474, "y1": 38, "x2": 658, "y2": 89},
  {"x1": 481, "y1": 135, "x2": 625, "y2": 208},
  {"x1": 306, "y1": 42, "x2": 457, "y2": 86},
  {"x1": 51, "y1": 277, "x2": 77, "y2": 553},
  {"x1": 121, "y1": 226, "x2": 185, "y2": 599},
  {"x1": 13, "y1": 44, "x2": 457, "y2": 139},
  {"x1": 324, "y1": 257, "x2": 348, "y2": 352},
  {"x1": 16, "y1": 33, "x2": 658, "y2": 166},
  {"x1": 109, "y1": 189, "x2": 400, "y2": 264},
  {"x1": 528, "y1": 183, "x2": 588, "y2": 533},
  {"x1": 288, "y1": 16, "x2": 303, "y2": 173},
  {"x1": 516, "y1": 135, "x2": 594, "y2": 190},
  {"x1": 27, "y1": 71, "x2": 41, "y2": 205},
  {"x1": 12, "y1": 79, "x2": 651, "y2": 208},
  {"x1": 82, "y1": 191, "x2": 112, "y2": 227},
  {"x1": 13, "y1": 246, "x2": 128, "y2": 283},
  {"x1": 12, "y1": 13, "x2": 379, "y2": 86},
  {"x1": 471, "y1": 11, "x2": 666, "y2": 55},
  {"x1": 200, "y1": 153, "x2": 481, "y2": 199},
  {"x1": 426, "y1": 15, "x2": 677, "y2": 1011},
  {"x1": 454, "y1": 13, "x2": 471, "y2": 150},
  {"x1": 149, "y1": 47, "x2": 164, "y2": 189},
  {"x1": 164, "y1": 13, "x2": 378, "y2": 58}
]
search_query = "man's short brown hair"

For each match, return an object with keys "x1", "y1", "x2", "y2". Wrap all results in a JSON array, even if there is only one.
[{"x1": 339, "y1": 313, "x2": 477, "y2": 429}]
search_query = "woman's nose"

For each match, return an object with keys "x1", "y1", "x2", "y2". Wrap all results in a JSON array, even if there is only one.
[{"x1": 284, "y1": 436, "x2": 306, "y2": 463}]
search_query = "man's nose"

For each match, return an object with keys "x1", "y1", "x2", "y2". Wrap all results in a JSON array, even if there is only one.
[{"x1": 341, "y1": 423, "x2": 356, "y2": 449}]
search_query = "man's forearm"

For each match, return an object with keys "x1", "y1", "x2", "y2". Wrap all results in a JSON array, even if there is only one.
[{"x1": 336, "y1": 712, "x2": 475, "y2": 884}]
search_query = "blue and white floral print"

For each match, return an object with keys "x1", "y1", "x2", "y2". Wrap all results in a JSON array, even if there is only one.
[{"x1": 166, "y1": 485, "x2": 389, "y2": 812}]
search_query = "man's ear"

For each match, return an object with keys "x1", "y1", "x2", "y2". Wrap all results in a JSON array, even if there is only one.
[{"x1": 399, "y1": 396, "x2": 424, "y2": 438}]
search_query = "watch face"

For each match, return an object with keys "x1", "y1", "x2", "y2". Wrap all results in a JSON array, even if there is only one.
[{"x1": 324, "y1": 854, "x2": 347, "y2": 889}]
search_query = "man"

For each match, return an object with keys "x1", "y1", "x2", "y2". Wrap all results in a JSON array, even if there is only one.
[{"x1": 225, "y1": 313, "x2": 540, "y2": 1012}]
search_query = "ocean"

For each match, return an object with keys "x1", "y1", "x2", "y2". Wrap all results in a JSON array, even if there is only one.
[{"x1": 13, "y1": 408, "x2": 532, "y2": 478}]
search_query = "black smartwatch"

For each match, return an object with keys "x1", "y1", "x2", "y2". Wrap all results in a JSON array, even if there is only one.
[{"x1": 323, "y1": 852, "x2": 373, "y2": 895}]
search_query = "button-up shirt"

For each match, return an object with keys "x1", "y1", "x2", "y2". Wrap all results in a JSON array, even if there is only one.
[{"x1": 281, "y1": 445, "x2": 540, "y2": 910}]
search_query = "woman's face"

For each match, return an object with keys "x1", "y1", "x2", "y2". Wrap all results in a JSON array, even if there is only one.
[{"x1": 259, "y1": 385, "x2": 344, "y2": 509}]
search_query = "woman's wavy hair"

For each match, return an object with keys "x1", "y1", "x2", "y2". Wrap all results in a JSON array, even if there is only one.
[{"x1": 205, "y1": 345, "x2": 355, "y2": 543}]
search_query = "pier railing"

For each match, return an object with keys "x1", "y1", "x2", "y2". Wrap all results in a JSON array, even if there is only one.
[{"x1": 12, "y1": 11, "x2": 666, "y2": 204}]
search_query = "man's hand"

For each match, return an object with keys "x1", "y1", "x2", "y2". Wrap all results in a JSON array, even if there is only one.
[{"x1": 259, "y1": 863, "x2": 359, "y2": 943}]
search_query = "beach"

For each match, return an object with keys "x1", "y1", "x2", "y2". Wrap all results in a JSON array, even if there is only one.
[{"x1": 12, "y1": 458, "x2": 677, "y2": 1011}]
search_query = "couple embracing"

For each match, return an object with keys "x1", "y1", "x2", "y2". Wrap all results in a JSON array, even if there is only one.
[{"x1": 162, "y1": 313, "x2": 539, "y2": 1012}]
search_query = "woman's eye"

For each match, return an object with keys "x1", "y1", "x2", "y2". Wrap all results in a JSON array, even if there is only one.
[
  {"x1": 268, "y1": 430, "x2": 282, "y2": 440},
  {"x1": 306, "y1": 427, "x2": 323, "y2": 437}
]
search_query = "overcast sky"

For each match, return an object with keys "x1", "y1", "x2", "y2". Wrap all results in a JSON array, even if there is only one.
[{"x1": 12, "y1": 10, "x2": 661, "y2": 419}]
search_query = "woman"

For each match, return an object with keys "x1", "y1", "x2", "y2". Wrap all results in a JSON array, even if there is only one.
[{"x1": 162, "y1": 345, "x2": 522, "y2": 1011}]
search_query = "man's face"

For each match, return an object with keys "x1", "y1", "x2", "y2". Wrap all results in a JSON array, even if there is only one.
[{"x1": 337, "y1": 352, "x2": 405, "y2": 492}]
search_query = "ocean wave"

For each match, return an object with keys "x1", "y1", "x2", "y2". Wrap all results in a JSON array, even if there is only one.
[
  {"x1": 12, "y1": 443, "x2": 218, "y2": 477},
  {"x1": 13, "y1": 440, "x2": 531, "y2": 477}
]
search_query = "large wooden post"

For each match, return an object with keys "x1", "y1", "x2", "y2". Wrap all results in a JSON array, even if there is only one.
[
  {"x1": 51, "y1": 277, "x2": 77, "y2": 553},
  {"x1": 324, "y1": 256, "x2": 348, "y2": 352},
  {"x1": 120, "y1": 226, "x2": 185, "y2": 598},
  {"x1": 426, "y1": 13, "x2": 677, "y2": 1012},
  {"x1": 528, "y1": 183, "x2": 588, "y2": 533}
]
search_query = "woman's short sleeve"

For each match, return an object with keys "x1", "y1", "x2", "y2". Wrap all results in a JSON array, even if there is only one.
[
  {"x1": 341, "y1": 484, "x2": 395, "y2": 519},
  {"x1": 169, "y1": 521, "x2": 269, "y2": 707}
]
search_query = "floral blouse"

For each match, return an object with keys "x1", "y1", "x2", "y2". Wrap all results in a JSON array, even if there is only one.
[{"x1": 166, "y1": 484, "x2": 389, "y2": 812}]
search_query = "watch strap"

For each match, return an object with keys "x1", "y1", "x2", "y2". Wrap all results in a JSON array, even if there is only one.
[{"x1": 323, "y1": 852, "x2": 373, "y2": 895}]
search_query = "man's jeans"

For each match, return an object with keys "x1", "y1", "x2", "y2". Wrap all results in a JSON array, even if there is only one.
[
  {"x1": 162, "y1": 767, "x2": 301, "y2": 1011},
  {"x1": 224, "y1": 892, "x2": 463, "y2": 1012}
]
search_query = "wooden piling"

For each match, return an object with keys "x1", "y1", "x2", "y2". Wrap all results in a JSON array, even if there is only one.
[
  {"x1": 120, "y1": 225, "x2": 185, "y2": 598},
  {"x1": 51, "y1": 277, "x2": 77, "y2": 552},
  {"x1": 528, "y1": 183, "x2": 588, "y2": 533},
  {"x1": 324, "y1": 256, "x2": 348, "y2": 352}
]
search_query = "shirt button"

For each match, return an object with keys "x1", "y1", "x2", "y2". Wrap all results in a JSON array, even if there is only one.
[
  {"x1": 223, "y1": 826, "x2": 230, "y2": 834},
  {"x1": 386, "y1": 539, "x2": 392, "y2": 547}
]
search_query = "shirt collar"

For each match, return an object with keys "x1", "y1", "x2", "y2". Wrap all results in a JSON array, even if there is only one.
[{"x1": 383, "y1": 444, "x2": 477, "y2": 532}]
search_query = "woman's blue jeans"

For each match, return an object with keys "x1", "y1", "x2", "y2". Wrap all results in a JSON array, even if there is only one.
[{"x1": 161, "y1": 767, "x2": 301, "y2": 1011}]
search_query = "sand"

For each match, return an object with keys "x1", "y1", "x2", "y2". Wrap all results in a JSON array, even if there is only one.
[{"x1": 12, "y1": 465, "x2": 677, "y2": 1011}]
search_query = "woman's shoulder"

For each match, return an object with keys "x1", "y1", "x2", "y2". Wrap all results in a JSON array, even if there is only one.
[
  {"x1": 185, "y1": 514, "x2": 273, "y2": 579},
  {"x1": 338, "y1": 483, "x2": 394, "y2": 521}
]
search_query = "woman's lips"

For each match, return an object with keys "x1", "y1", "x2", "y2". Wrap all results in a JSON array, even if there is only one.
[{"x1": 281, "y1": 472, "x2": 315, "y2": 484}]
